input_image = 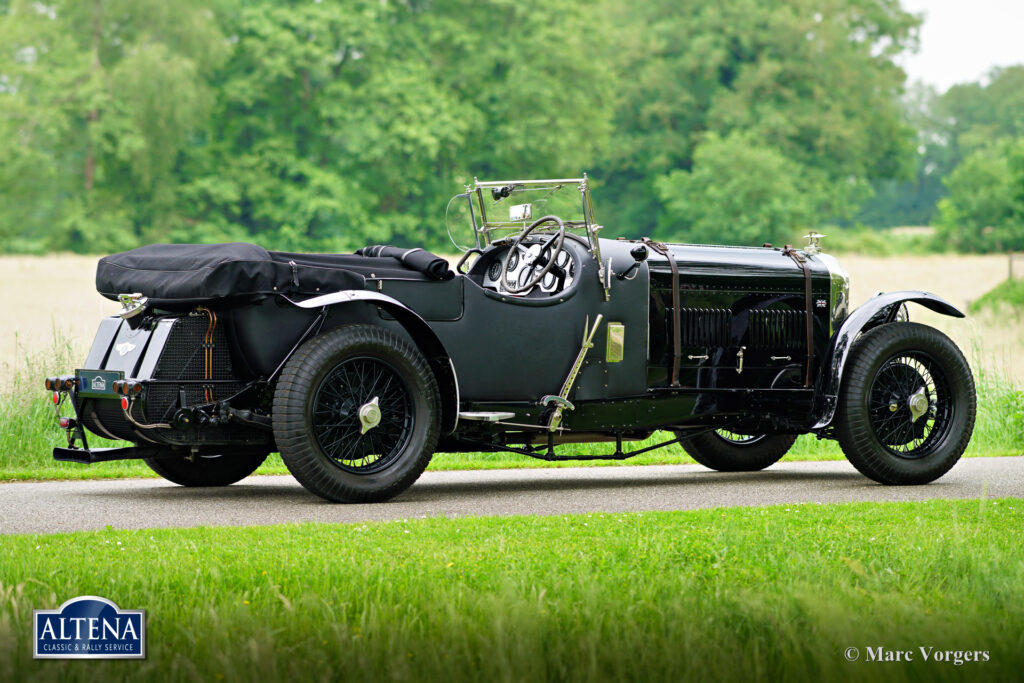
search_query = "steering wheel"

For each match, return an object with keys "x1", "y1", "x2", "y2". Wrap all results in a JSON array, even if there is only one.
[{"x1": 500, "y1": 215, "x2": 566, "y2": 294}]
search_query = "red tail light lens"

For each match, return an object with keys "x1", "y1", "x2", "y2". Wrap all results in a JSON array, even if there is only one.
[
  {"x1": 52, "y1": 392, "x2": 60, "y2": 405},
  {"x1": 59, "y1": 417, "x2": 70, "y2": 429},
  {"x1": 121, "y1": 396, "x2": 129, "y2": 410}
]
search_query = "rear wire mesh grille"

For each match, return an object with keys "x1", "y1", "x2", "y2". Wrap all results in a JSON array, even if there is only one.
[
  {"x1": 748, "y1": 309, "x2": 806, "y2": 348},
  {"x1": 144, "y1": 314, "x2": 244, "y2": 422}
]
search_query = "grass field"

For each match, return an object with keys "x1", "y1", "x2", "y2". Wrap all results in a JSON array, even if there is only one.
[{"x1": 1, "y1": 498, "x2": 1021, "y2": 682}]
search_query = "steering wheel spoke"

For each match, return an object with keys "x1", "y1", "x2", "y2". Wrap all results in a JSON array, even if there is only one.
[{"x1": 500, "y1": 215, "x2": 566, "y2": 294}]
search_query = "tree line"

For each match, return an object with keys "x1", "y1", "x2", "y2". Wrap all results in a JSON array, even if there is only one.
[{"x1": 0, "y1": 0, "x2": 1020, "y2": 254}]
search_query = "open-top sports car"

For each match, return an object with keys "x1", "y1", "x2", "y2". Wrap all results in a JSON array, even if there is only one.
[{"x1": 45, "y1": 176, "x2": 976, "y2": 502}]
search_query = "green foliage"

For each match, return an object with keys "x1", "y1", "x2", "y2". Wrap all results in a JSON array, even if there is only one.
[
  {"x1": 655, "y1": 132, "x2": 815, "y2": 245},
  {"x1": 599, "y1": 0, "x2": 918, "y2": 236},
  {"x1": 860, "y1": 66, "x2": 1024, "y2": 230},
  {"x1": 936, "y1": 138, "x2": 1024, "y2": 252},
  {"x1": 0, "y1": 0, "x2": 227, "y2": 251},
  {"x1": 0, "y1": 0, "x2": 922, "y2": 252},
  {"x1": 3, "y1": 500, "x2": 1024, "y2": 681}
]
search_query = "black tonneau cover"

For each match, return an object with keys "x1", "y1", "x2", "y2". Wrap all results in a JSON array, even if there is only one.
[{"x1": 96, "y1": 242, "x2": 453, "y2": 308}]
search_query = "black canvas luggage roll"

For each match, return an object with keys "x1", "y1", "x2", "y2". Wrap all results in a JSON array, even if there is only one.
[{"x1": 355, "y1": 245, "x2": 453, "y2": 280}]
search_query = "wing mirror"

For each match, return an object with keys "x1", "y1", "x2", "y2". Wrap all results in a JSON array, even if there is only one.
[{"x1": 617, "y1": 244, "x2": 648, "y2": 280}]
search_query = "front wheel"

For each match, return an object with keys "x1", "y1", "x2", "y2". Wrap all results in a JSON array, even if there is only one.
[
  {"x1": 676, "y1": 430, "x2": 798, "y2": 472},
  {"x1": 144, "y1": 452, "x2": 268, "y2": 487},
  {"x1": 835, "y1": 322, "x2": 976, "y2": 485},
  {"x1": 273, "y1": 324, "x2": 440, "y2": 503}
]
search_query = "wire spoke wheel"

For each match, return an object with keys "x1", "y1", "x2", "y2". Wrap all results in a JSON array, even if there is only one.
[
  {"x1": 866, "y1": 352, "x2": 952, "y2": 459},
  {"x1": 311, "y1": 356, "x2": 414, "y2": 474},
  {"x1": 835, "y1": 322, "x2": 976, "y2": 485},
  {"x1": 274, "y1": 324, "x2": 440, "y2": 503}
]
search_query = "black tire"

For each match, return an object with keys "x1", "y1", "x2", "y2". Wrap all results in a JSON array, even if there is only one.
[
  {"x1": 676, "y1": 430, "x2": 797, "y2": 472},
  {"x1": 272, "y1": 324, "x2": 440, "y2": 503},
  {"x1": 835, "y1": 322, "x2": 976, "y2": 485},
  {"x1": 144, "y1": 452, "x2": 268, "y2": 487}
]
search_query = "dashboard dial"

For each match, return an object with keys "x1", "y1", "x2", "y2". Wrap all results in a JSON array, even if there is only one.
[{"x1": 487, "y1": 261, "x2": 502, "y2": 282}]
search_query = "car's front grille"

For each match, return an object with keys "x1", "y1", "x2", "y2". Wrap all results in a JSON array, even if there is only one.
[
  {"x1": 679, "y1": 308, "x2": 732, "y2": 347},
  {"x1": 748, "y1": 309, "x2": 806, "y2": 348}
]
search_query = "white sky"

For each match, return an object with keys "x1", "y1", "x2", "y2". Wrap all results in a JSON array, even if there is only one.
[{"x1": 897, "y1": 0, "x2": 1024, "y2": 91}]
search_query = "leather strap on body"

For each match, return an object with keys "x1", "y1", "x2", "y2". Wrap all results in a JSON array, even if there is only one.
[
  {"x1": 782, "y1": 246, "x2": 814, "y2": 387},
  {"x1": 643, "y1": 238, "x2": 681, "y2": 387}
]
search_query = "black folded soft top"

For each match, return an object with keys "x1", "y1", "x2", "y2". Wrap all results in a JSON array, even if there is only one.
[{"x1": 96, "y1": 242, "x2": 453, "y2": 308}]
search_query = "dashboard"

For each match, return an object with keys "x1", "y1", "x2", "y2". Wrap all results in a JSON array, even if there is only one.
[{"x1": 477, "y1": 239, "x2": 578, "y2": 297}]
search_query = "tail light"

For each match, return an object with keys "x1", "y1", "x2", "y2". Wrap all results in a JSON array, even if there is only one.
[
  {"x1": 121, "y1": 396, "x2": 129, "y2": 410},
  {"x1": 58, "y1": 417, "x2": 75, "y2": 430},
  {"x1": 52, "y1": 392, "x2": 60, "y2": 405},
  {"x1": 45, "y1": 376, "x2": 77, "y2": 391},
  {"x1": 113, "y1": 380, "x2": 144, "y2": 395}
]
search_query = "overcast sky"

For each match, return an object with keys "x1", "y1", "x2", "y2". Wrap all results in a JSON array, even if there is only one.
[{"x1": 897, "y1": 0, "x2": 1024, "y2": 91}]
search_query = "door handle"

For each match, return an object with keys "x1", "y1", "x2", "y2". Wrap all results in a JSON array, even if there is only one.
[
  {"x1": 687, "y1": 354, "x2": 709, "y2": 361},
  {"x1": 771, "y1": 355, "x2": 792, "y2": 361},
  {"x1": 736, "y1": 346, "x2": 746, "y2": 374}
]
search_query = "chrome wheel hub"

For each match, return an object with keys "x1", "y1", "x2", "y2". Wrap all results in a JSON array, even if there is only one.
[
  {"x1": 907, "y1": 387, "x2": 929, "y2": 423},
  {"x1": 358, "y1": 396, "x2": 382, "y2": 434}
]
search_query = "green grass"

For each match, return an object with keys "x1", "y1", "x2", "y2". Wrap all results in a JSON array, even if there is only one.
[
  {"x1": 1, "y1": 499, "x2": 1022, "y2": 682},
  {"x1": 969, "y1": 277, "x2": 1024, "y2": 314},
  {"x1": 3, "y1": 333, "x2": 1022, "y2": 482}
]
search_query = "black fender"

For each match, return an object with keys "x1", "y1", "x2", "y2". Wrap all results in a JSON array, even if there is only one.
[
  {"x1": 812, "y1": 290, "x2": 964, "y2": 429},
  {"x1": 293, "y1": 290, "x2": 460, "y2": 434}
]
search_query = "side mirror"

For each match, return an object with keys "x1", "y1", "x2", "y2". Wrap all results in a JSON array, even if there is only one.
[{"x1": 618, "y1": 244, "x2": 648, "y2": 280}]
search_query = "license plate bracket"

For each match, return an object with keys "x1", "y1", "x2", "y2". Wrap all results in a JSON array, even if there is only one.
[{"x1": 75, "y1": 369, "x2": 124, "y2": 398}]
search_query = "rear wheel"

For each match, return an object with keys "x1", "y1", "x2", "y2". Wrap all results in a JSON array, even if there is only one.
[
  {"x1": 676, "y1": 429, "x2": 797, "y2": 472},
  {"x1": 836, "y1": 322, "x2": 975, "y2": 485},
  {"x1": 144, "y1": 452, "x2": 268, "y2": 487},
  {"x1": 273, "y1": 324, "x2": 440, "y2": 503}
]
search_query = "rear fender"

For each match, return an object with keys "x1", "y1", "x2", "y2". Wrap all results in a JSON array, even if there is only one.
[
  {"x1": 812, "y1": 290, "x2": 964, "y2": 429},
  {"x1": 293, "y1": 291, "x2": 460, "y2": 433}
]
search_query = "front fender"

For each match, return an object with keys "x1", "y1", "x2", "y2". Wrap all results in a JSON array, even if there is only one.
[
  {"x1": 293, "y1": 290, "x2": 460, "y2": 434},
  {"x1": 812, "y1": 290, "x2": 964, "y2": 429}
]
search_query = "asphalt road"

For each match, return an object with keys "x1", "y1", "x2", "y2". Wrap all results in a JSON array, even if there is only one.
[{"x1": 1, "y1": 457, "x2": 1022, "y2": 534}]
